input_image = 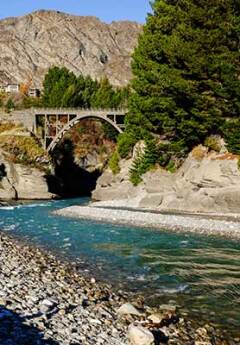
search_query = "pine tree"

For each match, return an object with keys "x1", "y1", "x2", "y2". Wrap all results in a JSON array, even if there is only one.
[
  {"x1": 5, "y1": 98, "x2": 15, "y2": 113},
  {"x1": 120, "y1": 0, "x2": 240, "y2": 158},
  {"x1": 42, "y1": 67, "x2": 77, "y2": 107}
]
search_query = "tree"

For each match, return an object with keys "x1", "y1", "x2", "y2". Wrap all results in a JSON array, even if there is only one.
[
  {"x1": 91, "y1": 78, "x2": 116, "y2": 108},
  {"x1": 42, "y1": 67, "x2": 77, "y2": 107},
  {"x1": 5, "y1": 98, "x2": 15, "y2": 113},
  {"x1": 119, "y1": 0, "x2": 240, "y2": 159}
]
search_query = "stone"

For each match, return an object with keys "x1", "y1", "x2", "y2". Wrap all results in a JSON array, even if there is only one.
[
  {"x1": 147, "y1": 313, "x2": 164, "y2": 324},
  {"x1": 128, "y1": 324, "x2": 154, "y2": 345},
  {"x1": 0, "y1": 149, "x2": 55, "y2": 200},
  {"x1": 159, "y1": 305, "x2": 177, "y2": 313},
  {"x1": 39, "y1": 299, "x2": 56, "y2": 313},
  {"x1": 116, "y1": 303, "x2": 142, "y2": 316}
]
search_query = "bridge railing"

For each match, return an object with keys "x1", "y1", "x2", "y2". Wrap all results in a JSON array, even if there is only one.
[{"x1": 31, "y1": 107, "x2": 128, "y2": 114}]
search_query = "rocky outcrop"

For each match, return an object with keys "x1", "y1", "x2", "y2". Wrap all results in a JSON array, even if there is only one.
[
  {"x1": 0, "y1": 150, "x2": 55, "y2": 200},
  {"x1": 0, "y1": 10, "x2": 141, "y2": 87},
  {"x1": 93, "y1": 146, "x2": 240, "y2": 213}
]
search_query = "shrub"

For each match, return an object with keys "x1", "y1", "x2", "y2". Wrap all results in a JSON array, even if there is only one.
[
  {"x1": 117, "y1": 132, "x2": 138, "y2": 158},
  {"x1": 204, "y1": 136, "x2": 221, "y2": 152},
  {"x1": 191, "y1": 145, "x2": 207, "y2": 161},
  {"x1": 222, "y1": 119, "x2": 240, "y2": 155},
  {"x1": 109, "y1": 150, "x2": 120, "y2": 175},
  {"x1": 130, "y1": 138, "x2": 159, "y2": 185},
  {"x1": 0, "y1": 134, "x2": 49, "y2": 170},
  {"x1": 166, "y1": 160, "x2": 177, "y2": 173}
]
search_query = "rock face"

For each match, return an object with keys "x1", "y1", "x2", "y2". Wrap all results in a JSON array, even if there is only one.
[
  {"x1": 0, "y1": 150, "x2": 54, "y2": 200},
  {"x1": 0, "y1": 10, "x2": 141, "y2": 87},
  {"x1": 93, "y1": 146, "x2": 240, "y2": 213}
]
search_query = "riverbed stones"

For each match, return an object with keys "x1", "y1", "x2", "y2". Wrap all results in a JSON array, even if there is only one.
[
  {"x1": 128, "y1": 324, "x2": 154, "y2": 345},
  {"x1": 0, "y1": 233, "x2": 236, "y2": 345},
  {"x1": 117, "y1": 303, "x2": 142, "y2": 317},
  {"x1": 147, "y1": 313, "x2": 164, "y2": 324}
]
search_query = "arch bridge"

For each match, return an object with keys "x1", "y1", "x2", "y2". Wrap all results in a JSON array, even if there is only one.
[{"x1": 33, "y1": 108, "x2": 126, "y2": 152}]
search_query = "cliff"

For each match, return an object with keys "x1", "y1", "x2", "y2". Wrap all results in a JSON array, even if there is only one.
[{"x1": 0, "y1": 10, "x2": 141, "y2": 87}]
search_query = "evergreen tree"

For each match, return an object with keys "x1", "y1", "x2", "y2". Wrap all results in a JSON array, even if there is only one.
[
  {"x1": 91, "y1": 78, "x2": 116, "y2": 108},
  {"x1": 5, "y1": 98, "x2": 15, "y2": 113},
  {"x1": 42, "y1": 67, "x2": 77, "y2": 107},
  {"x1": 120, "y1": 0, "x2": 240, "y2": 158}
]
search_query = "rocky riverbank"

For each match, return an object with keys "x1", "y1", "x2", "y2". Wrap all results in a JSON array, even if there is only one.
[
  {"x1": 0, "y1": 233, "x2": 237, "y2": 345},
  {"x1": 93, "y1": 145, "x2": 240, "y2": 214}
]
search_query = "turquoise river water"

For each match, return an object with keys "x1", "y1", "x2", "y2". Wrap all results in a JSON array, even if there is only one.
[{"x1": 0, "y1": 198, "x2": 240, "y2": 337}]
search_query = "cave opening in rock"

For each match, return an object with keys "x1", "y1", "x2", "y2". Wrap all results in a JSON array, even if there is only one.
[{"x1": 47, "y1": 119, "x2": 118, "y2": 198}]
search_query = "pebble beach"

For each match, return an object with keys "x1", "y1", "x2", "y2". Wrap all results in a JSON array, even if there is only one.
[{"x1": 0, "y1": 232, "x2": 238, "y2": 345}]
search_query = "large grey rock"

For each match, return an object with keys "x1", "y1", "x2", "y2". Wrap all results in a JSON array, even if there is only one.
[
  {"x1": 128, "y1": 325, "x2": 154, "y2": 345},
  {"x1": 93, "y1": 145, "x2": 240, "y2": 213},
  {"x1": 0, "y1": 10, "x2": 141, "y2": 87},
  {"x1": 0, "y1": 151, "x2": 54, "y2": 200}
]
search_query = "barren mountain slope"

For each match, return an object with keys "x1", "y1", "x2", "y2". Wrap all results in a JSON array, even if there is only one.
[{"x1": 0, "y1": 10, "x2": 142, "y2": 87}]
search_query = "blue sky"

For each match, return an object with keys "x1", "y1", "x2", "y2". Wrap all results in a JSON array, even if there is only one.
[{"x1": 0, "y1": 0, "x2": 151, "y2": 23}]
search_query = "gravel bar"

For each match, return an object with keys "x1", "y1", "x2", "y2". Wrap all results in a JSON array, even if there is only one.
[{"x1": 54, "y1": 206, "x2": 240, "y2": 240}]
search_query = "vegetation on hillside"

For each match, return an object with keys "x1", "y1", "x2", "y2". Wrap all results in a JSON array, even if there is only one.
[
  {"x1": 0, "y1": 124, "x2": 49, "y2": 170},
  {"x1": 116, "y1": 0, "x2": 240, "y2": 182},
  {"x1": 52, "y1": 119, "x2": 117, "y2": 171},
  {"x1": 42, "y1": 67, "x2": 129, "y2": 109}
]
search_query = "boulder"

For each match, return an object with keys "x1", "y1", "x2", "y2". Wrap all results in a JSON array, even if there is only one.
[
  {"x1": 0, "y1": 151, "x2": 55, "y2": 200},
  {"x1": 128, "y1": 325, "x2": 154, "y2": 345},
  {"x1": 117, "y1": 303, "x2": 141, "y2": 316}
]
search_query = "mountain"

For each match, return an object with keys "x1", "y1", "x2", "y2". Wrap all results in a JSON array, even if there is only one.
[{"x1": 0, "y1": 10, "x2": 142, "y2": 88}]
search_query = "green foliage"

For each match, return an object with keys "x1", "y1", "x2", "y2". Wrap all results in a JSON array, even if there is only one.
[
  {"x1": 204, "y1": 136, "x2": 221, "y2": 152},
  {"x1": 166, "y1": 160, "x2": 177, "y2": 173},
  {"x1": 42, "y1": 67, "x2": 77, "y2": 107},
  {"x1": 109, "y1": 150, "x2": 120, "y2": 175},
  {"x1": 130, "y1": 139, "x2": 159, "y2": 185},
  {"x1": 5, "y1": 98, "x2": 15, "y2": 113},
  {"x1": 102, "y1": 123, "x2": 118, "y2": 141},
  {"x1": 120, "y1": 0, "x2": 240, "y2": 160},
  {"x1": 117, "y1": 131, "x2": 139, "y2": 158},
  {"x1": 22, "y1": 96, "x2": 43, "y2": 109},
  {"x1": 222, "y1": 119, "x2": 240, "y2": 154},
  {"x1": 42, "y1": 67, "x2": 129, "y2": 109},
  {"x1": 91, "y1": 78, "x2": 116, "y2": 108}
]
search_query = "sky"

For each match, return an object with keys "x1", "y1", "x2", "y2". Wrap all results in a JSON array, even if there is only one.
[{"x1": 0, "y1": 0, "x2": 151, "y2": 23}]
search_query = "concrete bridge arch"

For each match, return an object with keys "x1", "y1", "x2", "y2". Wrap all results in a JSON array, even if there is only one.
[
  {"x1": 0, "y1": 108, "x2": 126, "y2": 152},
  {"x1": 33, "y1": 108, "x2": 126, "y2": 152},
  {"x1": 46, "y1": 112, "x2": 124, "y2": 152}
]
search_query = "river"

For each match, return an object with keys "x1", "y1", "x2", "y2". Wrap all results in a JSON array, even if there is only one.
[{"x1": 0, "y1": 198, "x2": 239, "y2": 337}]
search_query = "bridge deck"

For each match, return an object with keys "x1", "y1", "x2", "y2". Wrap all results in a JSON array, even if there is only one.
[{"x1": 0, "y1": 108, "x2": 127, "y2": 151}]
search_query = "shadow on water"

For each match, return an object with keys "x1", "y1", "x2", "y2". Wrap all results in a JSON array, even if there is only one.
[
  {"x1": 0, "y1": 306, "x2": 59, "y2": 345},
  {"x1": 47, "y1": 138, "x2": 101, "y2": 198}
]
